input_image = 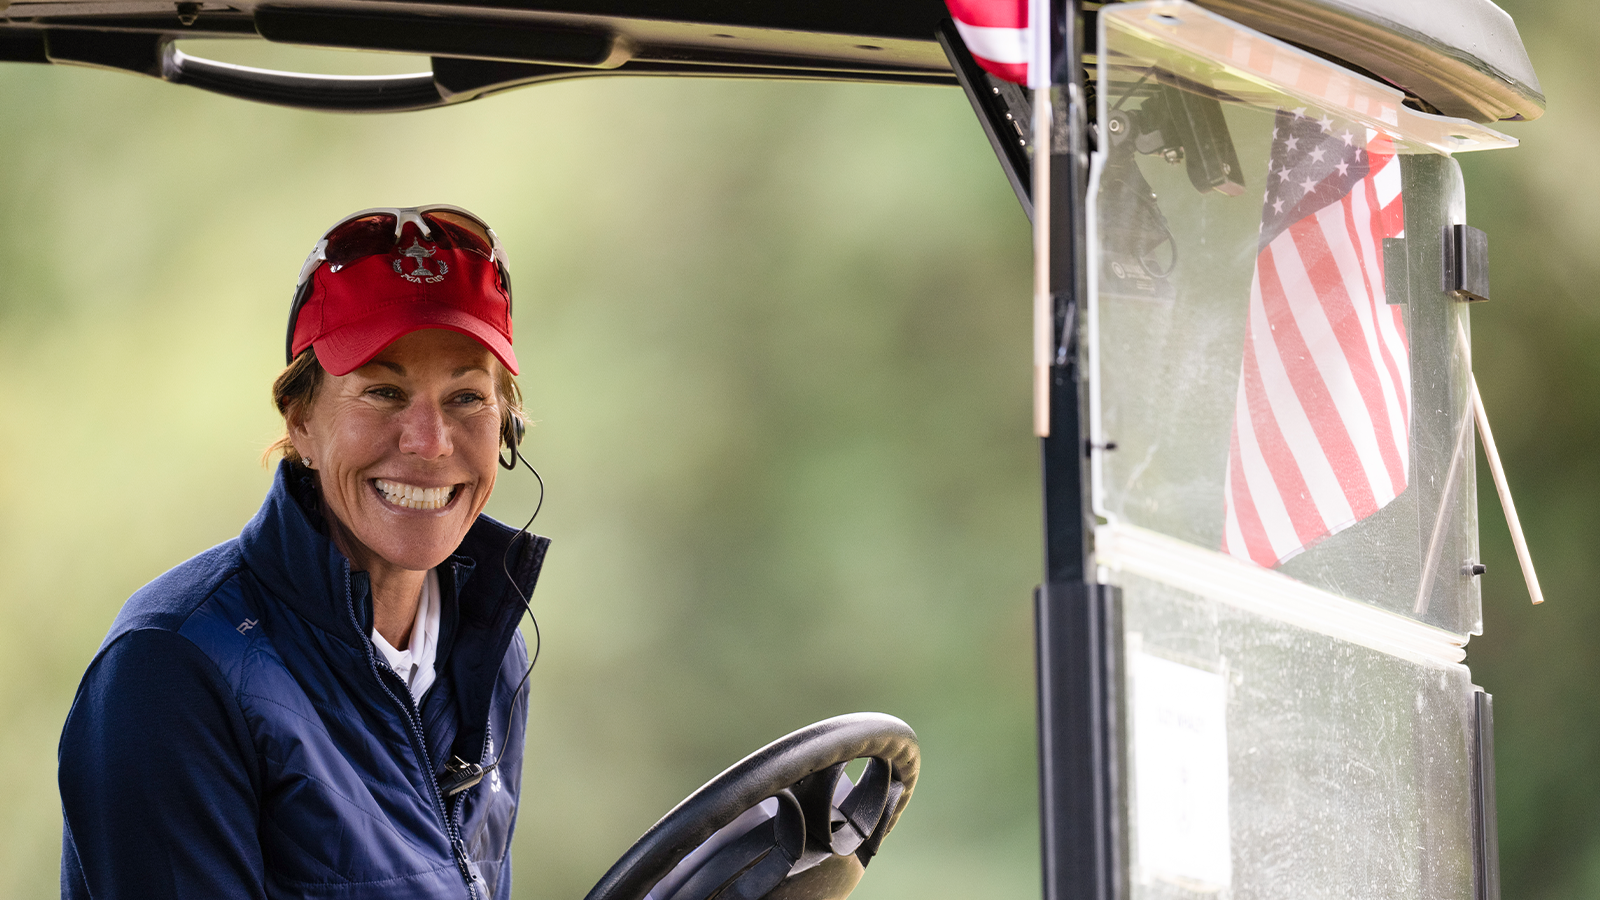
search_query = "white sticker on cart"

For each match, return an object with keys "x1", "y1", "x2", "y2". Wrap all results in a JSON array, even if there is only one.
[{"x1": 1131, "y1": 650, "x2": 1232, "y2": 890}]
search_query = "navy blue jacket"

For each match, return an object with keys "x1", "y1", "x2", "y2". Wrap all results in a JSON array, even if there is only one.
[{"x1": 59, "y1": 462, "x2": 549, "y2": 899}]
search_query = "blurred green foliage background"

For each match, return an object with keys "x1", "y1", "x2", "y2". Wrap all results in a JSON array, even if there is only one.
[{"x1": 0, "y1": 1, "x2": 1594, "y2": 897}]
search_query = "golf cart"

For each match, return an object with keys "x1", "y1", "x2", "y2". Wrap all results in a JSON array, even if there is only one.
[{"x1": 0, "y1": 1, "x2": 1544, "y2": 899}]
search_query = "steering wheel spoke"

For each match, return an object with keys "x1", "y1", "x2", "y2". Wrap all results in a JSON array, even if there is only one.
[{"x1": 663, "y1": 789, "x2": 805, "y2": 900}]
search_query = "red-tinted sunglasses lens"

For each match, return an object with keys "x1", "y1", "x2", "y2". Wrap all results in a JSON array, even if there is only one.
[
  {"x1": 421, "y1": 211, "x2": 497, "y2": 261},
  {"x1": 322, "y1": 215, "x2": 403, "y2": 270}
]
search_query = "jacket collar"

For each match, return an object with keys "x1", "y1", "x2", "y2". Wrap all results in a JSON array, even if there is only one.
[{"x1": 239, "y1": 461, "x2": 549, "y2": 654}]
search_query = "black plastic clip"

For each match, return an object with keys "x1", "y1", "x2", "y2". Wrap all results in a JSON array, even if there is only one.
[
  {"x1": 438, "y1": 757, "x2": 486, "y2": 798},
  {"x1": 1446, "y1": 224, "x2": 1491, "y2": 302}
]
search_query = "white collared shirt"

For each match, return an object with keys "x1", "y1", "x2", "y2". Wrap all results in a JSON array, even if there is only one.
[{"x1": 371, "y1": 569, "x2": 441, "y2": 705}]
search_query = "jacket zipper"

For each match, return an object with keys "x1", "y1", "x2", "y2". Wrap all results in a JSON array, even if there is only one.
[{"x1": 345, "y1": 570, "x2": 483, "y2": 900}]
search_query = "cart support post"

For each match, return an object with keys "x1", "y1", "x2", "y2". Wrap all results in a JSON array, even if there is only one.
[
  {"x1": 1034, "y1": 2, "x2": 1119, "y2": 900},
  {"x1": 1036, "y1": 581, "x2": 1120, "y2": 900}
]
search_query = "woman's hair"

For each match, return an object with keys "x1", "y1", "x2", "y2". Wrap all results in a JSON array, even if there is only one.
[{"x1": 265, "y1": 346, "x2": 525, "y2": 466}]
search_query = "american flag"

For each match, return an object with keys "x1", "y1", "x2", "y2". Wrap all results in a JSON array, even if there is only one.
[
  {"x1": 944, "y1": 0, "x2": 1032, "y2": 85},
  {"x1": 1221, "y1": 108, "x2": 1409, "y2": 568}
]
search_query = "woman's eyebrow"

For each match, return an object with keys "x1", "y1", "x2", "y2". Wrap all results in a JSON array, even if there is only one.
[{"x1": 452, "y1": 365, "x2": 490, "y2": 377}]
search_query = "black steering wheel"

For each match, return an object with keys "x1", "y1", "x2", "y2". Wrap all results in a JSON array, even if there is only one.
[{"x1": 583, "y1": 713, "x2": 920, "y2": 900}]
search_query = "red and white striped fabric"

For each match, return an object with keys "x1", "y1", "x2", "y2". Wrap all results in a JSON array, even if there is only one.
[
  {"x1": 1222, "y1": 109, "x2": 1409, "y2": 568},
  {"x1": 945, "y1": 0, "x2": 1033, "y2": 85}
]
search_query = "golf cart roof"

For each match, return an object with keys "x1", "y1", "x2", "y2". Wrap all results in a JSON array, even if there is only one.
[{"x1": 1, "y1": 0, "x2": 1542, "y2": 122}]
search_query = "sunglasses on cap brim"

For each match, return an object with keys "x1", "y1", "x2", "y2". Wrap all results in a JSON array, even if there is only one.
[{"x1": 285, "y1": 205, "x2": 513, "y2": 365}]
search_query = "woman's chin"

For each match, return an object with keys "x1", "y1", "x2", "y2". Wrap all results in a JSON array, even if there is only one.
[{"x1": 384, "y1": 513, "x2": 475, "y2": 565}]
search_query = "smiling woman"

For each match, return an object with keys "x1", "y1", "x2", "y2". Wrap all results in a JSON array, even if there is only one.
[
  {"x1": 56, "y1": 205, "x2": 548, "y2": 900},
  {"x1": 280, "y1": 330, "x2": 521, "y2": 646}
]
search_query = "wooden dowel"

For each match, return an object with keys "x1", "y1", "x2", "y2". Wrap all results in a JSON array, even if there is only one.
[
  {"x1": 1455, "y1": 317, "x2": 1543, "y2": 605},
  {"x1": 1471, "y1": 375, "x2": 1544, "y2": 605},
  {"x1": 1033, "y1": 85, "x2": 1053, "y2": 438}
]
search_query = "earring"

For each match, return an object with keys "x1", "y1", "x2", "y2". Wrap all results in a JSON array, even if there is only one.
[{"x1": 303, "y1": 457, "x2": 314, "y2": 469}]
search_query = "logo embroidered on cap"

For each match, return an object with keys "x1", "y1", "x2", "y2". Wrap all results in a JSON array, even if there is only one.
[{"x1": 393, "y1": 238, "x2": 449, "y2": 284}]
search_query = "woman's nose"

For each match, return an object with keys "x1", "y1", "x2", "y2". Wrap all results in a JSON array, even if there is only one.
[{"x1": 397, "y1": 402, "x2": 451, "y2": 458}]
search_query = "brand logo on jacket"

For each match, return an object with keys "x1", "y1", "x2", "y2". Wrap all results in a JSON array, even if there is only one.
[{"x1": 486, "y1": 738, "x2": 502, "y2": 792}]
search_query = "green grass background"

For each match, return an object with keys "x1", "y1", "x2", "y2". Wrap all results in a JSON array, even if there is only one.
[{"x1": 0, "y1": 1, "x2": 1595, "y2": 896}]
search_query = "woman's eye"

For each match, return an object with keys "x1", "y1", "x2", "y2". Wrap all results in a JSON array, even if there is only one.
[
  {"x1": 452, "y1": 392, "x2": 487, "y2": 406},
  {"x1": 367, "y1": 386, "x2": 404, "y2": 400}
]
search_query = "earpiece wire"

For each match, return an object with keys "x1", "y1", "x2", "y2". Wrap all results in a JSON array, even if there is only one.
[{"x1": 480, "y1": 444, "x2": 544, "y2": 778}]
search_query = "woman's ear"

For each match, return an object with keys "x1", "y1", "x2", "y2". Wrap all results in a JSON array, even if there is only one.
[{"x1": 285, "y1": 400, "x2": 315, "y2": 460}]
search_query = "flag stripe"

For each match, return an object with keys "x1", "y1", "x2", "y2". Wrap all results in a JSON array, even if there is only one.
[
  {"x1": 945, "y1": 0, "x2": 1027, "y2": 29},
  {"x1": 1363, "y1": 164, "x2": 1413, "y2": 438},
  {"x1": 1228, "y1": 379, "x2": 1288, "y2": 564},
  {"x1": 1221, "y1": 430, "x2": 1251, "y2": 560},
  {"x1": 951, "y1": 20, "x2": 1030, "y2": 65},
  {"x1": 1341, "y1": 180, "x2": 1411, "y2": 485}
]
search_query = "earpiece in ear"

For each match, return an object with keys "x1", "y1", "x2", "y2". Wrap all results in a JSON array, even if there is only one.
[{"x1": 499, "y1": 412, "x2": 526, "y2": 470}]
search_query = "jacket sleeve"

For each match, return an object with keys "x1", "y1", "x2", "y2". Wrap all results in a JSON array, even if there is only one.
[{"x1": 59, "y1": 628, "x2": 265, "y2": 900}]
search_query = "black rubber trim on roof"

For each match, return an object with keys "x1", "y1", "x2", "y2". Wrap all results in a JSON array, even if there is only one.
[
  {"x1": 252, "y1": 6, "x2": 627, "y2": 68},
  {"x1": 344, "y1": 0, "x2": 955, "y2": 43},
  {"x1": 0, "y1": 29, "x2": 50, "y2": 63},
  {"x1": 43, "y1": 27, "x2": 163, "y2": 75}
]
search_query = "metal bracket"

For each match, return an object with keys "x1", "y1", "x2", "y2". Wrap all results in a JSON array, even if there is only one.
[{"x1": 937, "y1": 19, "x2": 1034, "y2": 222}]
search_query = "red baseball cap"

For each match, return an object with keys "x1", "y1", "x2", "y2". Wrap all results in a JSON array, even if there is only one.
[{"x1": 289, "y1": 211, "x2": 518, "y2": 376}]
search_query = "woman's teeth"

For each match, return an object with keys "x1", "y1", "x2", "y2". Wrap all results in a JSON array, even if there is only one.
[{"x1": 375, "y1": 479, "x2": 455, "y2": 510}]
